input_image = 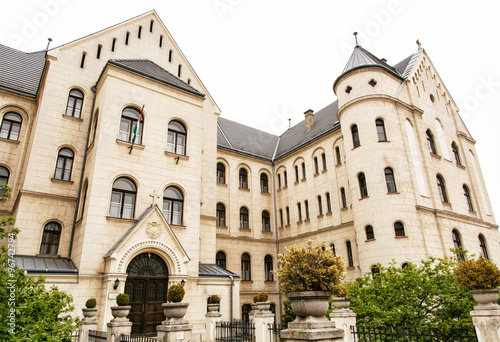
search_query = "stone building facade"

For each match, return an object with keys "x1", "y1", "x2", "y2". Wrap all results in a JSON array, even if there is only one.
[{"x1": 1, "y1": 10, "x2": 498, "y2": 339}]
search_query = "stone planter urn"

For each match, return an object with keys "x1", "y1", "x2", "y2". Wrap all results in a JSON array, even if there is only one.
[
  {"x1": 254, "y1": 301, "x2": 271, "y2": 312},
  {"x1": 207, "y1": 303, "x2": 219, "y2": 312},
  {"x1": 82, "y1": 307, "x2": 98, "y2": 320},
  {"x1": 110, "y1": 306, "x2": 131, "y2": 322},
  {"x1": 331, "y1": 297, "x2": 351, "y2": 310},
  {"x1": 470, "y1": 288, "x2": 500, "y2": 310},
  {"x1": 163, "y1": 302, "x2": 189, "y2": 324},
  {"x1": 288, "y1": 291, "x2": 331, "y2": 320}
]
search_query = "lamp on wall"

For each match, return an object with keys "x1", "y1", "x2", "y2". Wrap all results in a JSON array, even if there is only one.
[
  {"x1": 114, "y1": 279, "x2": 120, "y2": 290},
  {"x1": 180, "y1": 279, "x2": 185, "y2": 287}
]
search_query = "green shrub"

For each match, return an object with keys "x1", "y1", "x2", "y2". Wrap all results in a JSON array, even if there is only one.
[
  {"x1": 332, "y1": 284, "x2": 347, "y2": 297},
  {"x1": 116, "y1": 293, "x2": 129, "y2": 306},
  {"x1": 167, "y1": 284, "x2": 185, "y2": 303},
  {"x1": 253, "y1": 291, "x2": 269, "y2": 303},
  {"x1": 208, "y1": 295, "x2": 220, "y2": 304},
  {"x1": 454, "y1": 256, "x2": 500, "y2": 290},
  {"x1": 273, "y1": 240, "x2": 345, "y2": 295},
  {"x1": 85, "y1": 298, "x2": 97, "y2": 308}
]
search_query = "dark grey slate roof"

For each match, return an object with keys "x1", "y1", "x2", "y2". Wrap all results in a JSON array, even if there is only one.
[
  {"x1": 217, "y1": 117, "x2": 279, "y2": 161},
  {"x1": 107, "y1": 59, "x2": 205, "y2": 98},
  {"x1": 14, "y1": 255, "x2": 78, "y2": 274},
  {"x1": 0, "y1": 45, "x2": 46, "y2": 98},
  {"x1": 199, "y1": 263, "x2": 240, "y2": 278},
  {"x1": 393, "y1": 50, "x2": 421, "y2": 79}
]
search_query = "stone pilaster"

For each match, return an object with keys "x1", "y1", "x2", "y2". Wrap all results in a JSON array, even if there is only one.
[
  {"x1": 470, "y1": 310, "x2": 500, "y2": 342},
  {"x1": 205, "y1": 311, "x2": 222, "y2": 342},
  {"x1": 254, "y1": 310, "x2": 275, "y2": 342},
  {"x1": 78, "y1": 316, "x2": 97, "y2": 342},
  {"x1": 107, "y1": 320, "x2": 132, "y2": 341},
  {"x1": 330, "y1": 309, "x2": 357, "y2": 342}
]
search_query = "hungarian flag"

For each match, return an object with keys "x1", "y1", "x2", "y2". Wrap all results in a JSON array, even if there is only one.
[{"x1": 129, "y1": 105, "x2": 144, "y2": 154}]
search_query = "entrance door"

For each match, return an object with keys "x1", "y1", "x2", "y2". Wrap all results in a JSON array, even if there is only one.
[{"x1": 125, "y1": 253, "x2": 168, "y2": 336}]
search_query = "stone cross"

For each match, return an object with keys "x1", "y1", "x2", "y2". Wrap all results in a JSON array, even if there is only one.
[{"x1": 149, "y1": 190, "x2": 160, "y2": 205}]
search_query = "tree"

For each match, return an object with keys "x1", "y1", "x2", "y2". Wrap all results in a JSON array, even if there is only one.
[
  {"x1": 347, "y1": 257, "x2": 475, "y2": 328},
  {"x1": 0, "y1": 185, "x2": 79, "y2": 341}
]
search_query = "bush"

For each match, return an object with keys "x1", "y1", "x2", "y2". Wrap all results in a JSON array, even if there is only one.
[
  {"x1": 454, "y1": 256, "x2": 500, "y2": 290},
  {"x1": 85, "y1": 298, "x2": 97, "y2": 309},
  {"x1": 208, "y1": 295, "x2": 220, "y2": 304},
  {"x1": 116, "y1": 293, "x2": 129, "y2": 306},
  {"x1": 273, "y1": 240, "x2": 345, "y2": 295},
  {"x1": 332, "y1": 284, "x2": 347, "y2": 297},
  {"x1": 253, "y1": 291, "x2": 268, "y2": 303},
  {"x1": 167, "y1": 284, "x2": 185, "y2": 303}
]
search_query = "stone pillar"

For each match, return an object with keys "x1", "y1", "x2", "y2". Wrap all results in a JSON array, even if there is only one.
[
  {"x1": 157, "y1": 316, "x2": 193, "y2": 342},
  {"x1": 329, "y1": 309, "x2": 357, "y2": 342},
  {"x1": 78, "y1": 314, "x2": 97, "y2": 342},
  {"x1": 470, "y1": 310, "x2": 500, "y2": 342},
  {"x1": 107, "y1": 320, "x2": 132, "y2": 342},
  {"x1": 253, "y1": 309, "x2": 275, "y2": 342},
  {"x1": 205, "y1": 311, "x2": 222, "y2": 342},
  {"x1": 281, "y1": 319, "x2": 343, "y2": 341}
]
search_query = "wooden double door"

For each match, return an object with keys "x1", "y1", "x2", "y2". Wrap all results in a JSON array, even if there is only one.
[{"x1": 125, "y1": 253, "x2": 168, "y2": 336}]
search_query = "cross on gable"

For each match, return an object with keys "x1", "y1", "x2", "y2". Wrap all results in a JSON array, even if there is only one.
[{"x1": 149, "y1": 190, "x2": 161, "y2": 204}]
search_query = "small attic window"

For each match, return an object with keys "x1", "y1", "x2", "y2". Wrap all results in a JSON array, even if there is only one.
[
  {"x1": 369, "y1": 79, "x2": 377, "y2": 87},
  {"x1": 178, "y1": 64, "x2": 182, "y2": 77},
  {"x1": 138, "y1": 26, "x2": 142, "y2": 39},
  {"x1": 345, "y1": 86, "x2": 352, "y2": 94},
  {"x1": 111, "y1": 38, "x2": 116, "y2": 52},
  {"x1": 125, "y1": 32, "x2": 130, "y2": 45},
  {"x1": 96, "y1": 45, "x2": 102, "y2": 59},
  {"x1": 187, "y1": 79, "x2": 191, "y2": 85},
  {"x1": 150, "y1": 20, "x2": 154, "y2": 32},
  {"x1": 80, "y1": 52, "x2": 87, "y2": 68},
  {"x1": 168, "y1": 50, "x2": 173, "y2": 63},
  {"x1": 430, "y1": 94, "x2": 435, "y2": 103},
  {"x1": 159, "y1": 35, "x2": 163, "y2": 48}
]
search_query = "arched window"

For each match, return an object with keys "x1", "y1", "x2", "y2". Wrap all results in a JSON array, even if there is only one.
[
  {"x1": 479, "y1": 234, "x2": 489, "y2": 260},
  {"x1": 335, "y1": 146, "x2": 342, "y2": 165},
  {"x1": 119, "y1": 107, "x2": 143, "y2": 144},
  {"x1": 217, "y1": 163, "x2": 225, "y2": 184},
  {"x1": 216, "y1": 251, "x2": 226, "y2": 269},
  {"x1": 322, "y1": 153, "x2": 327, "y2": 171},
  {"x1": 284, "y1": 171, "x2": 288, "y2": 187},
  {"x1": 91, "y1": 112, "x2": 99, "y2": 144},
  {"x1": 279, "y1": 209, "x2": 283, "y2": 227},
  {"x1": 376, "y1": 119, "x2": 387, "y2": 142},
  {"x1": 65, "y1": 89, "x2": 84, "y2": 118},
  {"x1": 330, "y1": 243, "x2": 336, "y2": 255},
  {"x1": 177, "y1": 64, "x2": 182, "y2": 77},
  {"x1": 358, "y1": 173, "x2": 368, "y2": 198},
  {"x1": 314, "y1": 157, "x2": 319, "y2": 174},
  {"x1": 340, "y1": 187, "x2": 347, "y2": 209},
  {"x1": 295, "y1": 165, "x2": 299, "y2": 182},
  {"x1": 326, "y1": 193, "x2": 332, "y2": 213},
  {"x1": 384, "y1": 168, "x2": 397, "y2": 193},
  {"x1": 394, "y1": 221, "x2": 406, "y2": 237},
  {"x1": 297, "y1": 202, "x2": 302, "y2": 221},
  {"x1": 216, "y1": 203, "x2": 226, "y2": 227},
  {"x1": 302, "y1": 162, "x2": 306, "y2": 179},
  {"x1": 260, "y1": 174, "x2": 269, "y2": 193},
  {"x1": 452, "y1": 142, "x2": 461, "y2": 165},
  {"x1": 452, "y1": 229, "x2": 464, "y2": 261},
  {"x1": 463, "y1": 185, "x2": 474, "y2": 211},
  {"x1": 317, "y1": 195, "x2": 323, "y2": 215},
  {"x1": 304, "y1": 200, "x2": 310, "y2": 220},
  {"x1": 240, "y1": 207, "x2": 249, "y2": 229},
  {"x1": 54, "y1": 148, "x2": 74, "y2": 181},
  {"x1": 110, "y1": 177, "x2": 136, "y2": 219},
  {"x1": 365, "y1": 225, "x2": 375, "y2": 240},
  {"x1": 351, "y1": 124, "x2": 360, "y2": 148},
  {"x1": 346, "y1": 241, "x2": 354, "y2": 267},
  {"x1": 163, "y1": 186, "x2": 183, "y2": 225},
  {"x1": 277, "y1": 174, "x2": 281, "y2": 189},
  {"x1": 436, "y1": 175, "x2": 448, "y2": 203},
  {"x1": 0, "y1": 166, "x2": 9, "y2": 185},
  {"x1": 286, "y1": 206, "x2": 290, "y2": 225},
  {"x1": 167, "y1": 120, "x2": 186, "y2": 155},
  {"x1": 168, "y1": 50, "x2": 173, "y2": 62},
  {"x1": 241, "y1": 253, "x2": 251, "y2": 281},
  {"x1": 39, "y1": 222, "x2": 61, "y2": 255},
  {"x1": 264, "y1": 255, "x2": 273, "y2": 281},
  {"x1": 239, "y1": 168, "x2": 248, "y2": 189},
  {"x1": 426, "y1": 129, "x2": 436, "y2": 154},
  {"x1": 0, "y1": 112, "x2": 22, "y2": 141},
  {"x1": 371, "y1": 265, "x2": 380, "y2": 277},
  {"x1": 262, "y1": 210, "x2": 270, "y2": 232}
]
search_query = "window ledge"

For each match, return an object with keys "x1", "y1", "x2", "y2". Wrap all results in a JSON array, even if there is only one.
[
  {"x1": 304, "y1": 218, "x2": 310, "y2": 223},
  {"x1": 314, "y1": 173, "x2": 319, "y2": 177},
  {"x1": 430, "y1": 153, "x2": 441, "y2": 160},
  {"x1": 359, "y1": 196, "x2": 369, "y2": 201},
  {"x1": 239, "y1": 187, "x2": 250, "y2": 191},
  {"x1": 341, "y1": 207, "x2": 348, "y2": 211},
  {"x1": 442, "y1": 202, "x2": 452, "y2": 210},
  {"x1": 346, "y1": 266, "x2": 355, "y2": 270},
  {"x1": 164, "y1": 151, "x2": 189, "y2": 160},
  {"x1": 282, "y1": 186, "x2": 288, "y2": 190},
  {"x1": 239, "y1": 227, "x2": 251, "y2": 231},
  {"x1": 264, "y1": 280, "x2": 276, "y2": 283},
  {"x1": 62, "y1": 114, "x2": 83, "y2": 122},
  {"x1": 241, "y1": 280, "x2": 253, "y2": 283},
  {"x1": 317, "y1": 214, "x2": 324, "y2": 218},
  {"x1": 261, "y1": 191, "x2": 270, "y2": 195},
  {"x1": 106, "y1": 215, "x2": 137, "y2": 222},
  {"x1": 0, "y1": 137, "x2": 20, "y2": 144},
  {"x1": 377, "y1": 140, "x2": 390, "y2": 143},
  {"x1": 51, "y1": 178, "x2": 74, "y2": 184},
  {"x1": 297, "y1": 220, "x2": 303, "y2": 225},
  {"x1": 352, "y1": 146, "x2": 360, "y2": 150},
  {"x1": 262, "y1": 230, "x2": 273, "y2": 234},
  {"x1": 387, "y1": 192, "x2": 400, "y2": 195},
  {"x1": 170, "y1": 224, "x2": 186, "y2": 229},
  {"x1": 217, "y1": 183, "x2": 227, "y2": 187},
  {"x1": 456, "y1": 164, "x2": 466, "y2": 170},
  {"x1": 395, "y1": 235, "x2": 408, "y2": 239},
  {"x1": 285, "y1": 224, "x2": 290, "y2": 228},
  {"x1": 116, "y1": 139, "x2": 145, "y2": 150},
  {"x1": 326, "y1": 212, "x2": 332, "y2": 216},
  {"x1": 365, "y1": 238, "x2": 376, "y2": 242},
  {"x1": 216, "y1": 225, "x2": 227, "y2": 229},
  {"x1": 336, "y1": 163, "x2": 342, "y2": 168},
  {"x1": 468, "y1": 210, "x2": 477, "y2": 216},
  {"x1": 301, "y1": 178, "x2": 307, "y2": 182},
  {"x1": 277, "y1": 188, "x2": 281, "y2": 192},
  {"x1": 279, "y1": 225, "x2": 284, "y2": 230},
  {"x1": 321, "y1": 169, "x2": 328, "y2": 174},
  {"x1": 294, "y1": 181, "x2": 299, "y2": 185}
]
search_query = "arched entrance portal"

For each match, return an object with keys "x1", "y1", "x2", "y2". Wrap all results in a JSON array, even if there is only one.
[{"x1": 125, "y1": 253, "x2": 168, "y2": 336}]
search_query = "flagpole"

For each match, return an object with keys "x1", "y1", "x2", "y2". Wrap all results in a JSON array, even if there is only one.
[{"x1": 129, "y1": 105, "x2": 145, "y2": 154}]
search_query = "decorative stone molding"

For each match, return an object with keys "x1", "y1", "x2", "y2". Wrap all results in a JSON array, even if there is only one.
[
  {"x1": 146, "y1": 220, "x2": 162, "y2": 239},
  {"x1": 117, "y1": 240, "x2": 182, "y2": 274}
]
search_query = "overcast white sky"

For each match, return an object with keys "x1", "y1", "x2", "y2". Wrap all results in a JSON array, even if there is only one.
[{"x1": 1, "y1": 0, "x2": 499, "y2": 222}]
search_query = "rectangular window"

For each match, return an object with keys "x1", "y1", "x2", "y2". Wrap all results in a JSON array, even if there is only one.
[
  {"x1": 318, "y1": 196, "x2": 323, "y2": 215},
  {"x1": 305, "y1": 200, "x2": 309, "y2": 220}
]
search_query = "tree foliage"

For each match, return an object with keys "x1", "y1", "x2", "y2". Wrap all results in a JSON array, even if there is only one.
[
  {"x1": 347, "y1": 257, "x2": 475, "y2": 328},
  {"x1": 0, "y1": 185, "x2": 79, "y2": 341}
]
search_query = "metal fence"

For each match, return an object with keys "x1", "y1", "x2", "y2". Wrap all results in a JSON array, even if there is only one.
[
  {"x1": 216, "y1": 320, "x2": 255, "y2": 342},
  {"x1": 268, "y1": 323, "x2": 283, "y2": 342},
  {"x1": 88, "y1": 329, "x2": 107, "y2": 342},
  {"x1": 351, "y1": 325, "x2": 478, "y2": 342},
  {"x1": 120, "y1": 334, "x2": 158, "y2": 342}
]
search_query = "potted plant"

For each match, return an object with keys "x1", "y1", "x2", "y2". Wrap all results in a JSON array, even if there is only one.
[
  {"x1": 110, "y1": 293, "x2": 131, "y2": 321},
  {"x1": 82, "y1": 298, "x2": 98, "y2": 320},
  {"x1": 207, "y1": 295, "x2": 220, "y2": 312},
  {"x1": 330, "y1": 284, "x2": 351, "y2": 310},
  {"x1": 253, "y1": 291, "x2": 270, "y2": 311},
  {"x1": 162, "y1": 283, "x2": 189, "y2": 322},
  {"x1": 273, "y1": 240, "x2": 345, "y2": 321},
  {"x1": 454, "y1": 255, "x2": 500, "y2": 310}
]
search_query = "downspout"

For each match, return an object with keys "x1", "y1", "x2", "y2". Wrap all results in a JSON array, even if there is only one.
[
  {"x1": 271, "y1": 162, "x2": 282, "y2": 321},
  {"x1": 229, "y1": 275, "x2": 234, "y2": 321},
  {"x1": 68, "y1": 85, "x2": 97, "y2": 259}
]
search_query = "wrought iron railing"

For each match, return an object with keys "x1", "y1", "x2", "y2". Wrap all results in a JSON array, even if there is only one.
[
  {"x1": 268, "y1": 323, "x2": 283, "y2": 342},
  {"x1": 351, "y1": 325, "x2": 478, "y2": 342},
  {"x1": 216, "y1": 320, "x2": 255, "y2": 341},
  {"x1": 88, "y1": 329, "x2": 107, "y2": 342},
  {"x1": 120, "y1": 334, "x2": 158, "y2": 341}
]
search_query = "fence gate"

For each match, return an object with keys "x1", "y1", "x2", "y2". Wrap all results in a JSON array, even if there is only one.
[
  {"x1": 351, "y1": 325, "x2": 478, "y2": 342},
  {"x1": 216, "y1": 320, "x2": 255, "y2": 342}
]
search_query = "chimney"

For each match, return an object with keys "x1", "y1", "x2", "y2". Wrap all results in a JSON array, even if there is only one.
[{"x1": 304, "y1": 109, "x2": 314, "y2": 130}]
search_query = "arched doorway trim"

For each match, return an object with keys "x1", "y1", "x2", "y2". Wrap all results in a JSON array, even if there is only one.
[{"x1": 118, "y1": 240, "x2": 182, "y2": 274}]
